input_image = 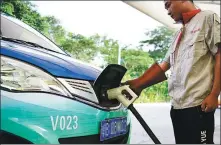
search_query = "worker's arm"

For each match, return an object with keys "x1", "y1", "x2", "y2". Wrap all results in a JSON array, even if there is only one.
[
  {"x1": 159, "y1": 61, "x2": 170, "y2": 72},
  {"x1": 123, "y1": 61, "x2": 170, "y2": 96},
  {"x1": 202, "y1": 46, "x2": 221, "y2": 112}
]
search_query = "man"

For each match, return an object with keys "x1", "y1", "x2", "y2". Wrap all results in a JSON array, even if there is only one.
[{"x1": 123, "y1": 0, "x2": 220, "y2": 144}]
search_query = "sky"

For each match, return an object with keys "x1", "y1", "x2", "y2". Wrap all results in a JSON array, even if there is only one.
[{"x1": 31, "y1": 1, "x2": 163, "y2": 48}]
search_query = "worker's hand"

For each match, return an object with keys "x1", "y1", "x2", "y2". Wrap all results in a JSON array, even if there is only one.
[
  {"x1": 121, "y1": 79, "x2": 143, "y2": 97},
  {"x1": 201, "y1": 94, "x2": 218, "y2": 112}
]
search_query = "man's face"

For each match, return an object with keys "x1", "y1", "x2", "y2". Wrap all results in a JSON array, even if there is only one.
[{"x1": 164, "y1": 0, "x2": 184, "y2": 22}]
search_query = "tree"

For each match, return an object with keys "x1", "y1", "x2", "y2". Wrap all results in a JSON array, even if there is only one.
[
  {"x1": 61, "y1": 33, "x2": 99, "y2": 62},
  {"x1": 121, "y1": 49, "x2": 154, "y2": 77},
  {"x1": 1, "y1": 1, "x2": 14, "y2": 15},
  {"x1": 140, "y1": 26, "x2": 176, "y2": 62},
  {"x1": 43, "y1": 16, "x2": 66, "y2": 45}
]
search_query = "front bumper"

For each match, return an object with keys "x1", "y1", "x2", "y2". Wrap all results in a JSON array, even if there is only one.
[{"x1": 58, "y1": 124, "x2": 131, "y2": 144}]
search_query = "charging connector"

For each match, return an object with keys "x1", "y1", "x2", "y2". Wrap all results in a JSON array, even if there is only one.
[{"x1": 107, "y1": 85, "x2": 138, "y2": 107}]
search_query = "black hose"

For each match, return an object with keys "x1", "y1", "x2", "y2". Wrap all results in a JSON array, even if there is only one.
[{"x1": 128, "y1": 104, "x2": 161, "y2": 144}]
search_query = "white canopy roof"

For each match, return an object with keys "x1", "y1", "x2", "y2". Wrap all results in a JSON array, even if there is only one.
[{"x1": 123, "y1": 1, "x2": 220, "y2": 30}]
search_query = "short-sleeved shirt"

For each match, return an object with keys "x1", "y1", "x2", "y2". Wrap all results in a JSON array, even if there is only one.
[{"x1": 164, "y1": 10, "x2": 220, "y2": 109}]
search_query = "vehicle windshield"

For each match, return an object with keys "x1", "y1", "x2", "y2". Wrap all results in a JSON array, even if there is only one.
[{"x1": 1, "y1": 13, "x2": 67, "y2": 55}]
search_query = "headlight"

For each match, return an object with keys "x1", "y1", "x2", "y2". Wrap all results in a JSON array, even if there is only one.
[{"x1": 1, "y1": 56, "x2": 72, "y2": 97}]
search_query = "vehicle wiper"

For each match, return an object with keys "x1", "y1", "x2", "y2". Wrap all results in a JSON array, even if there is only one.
[{"x1": 0, "y1": 36, "x2": 68, "y2": 55}]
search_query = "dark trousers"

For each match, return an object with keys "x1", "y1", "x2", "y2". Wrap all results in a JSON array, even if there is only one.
[{"x1": 170, "y1": 105, "x2": 215, "y2": 144}]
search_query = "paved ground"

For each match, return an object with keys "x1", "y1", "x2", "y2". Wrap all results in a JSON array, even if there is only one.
[{"x1": 130, "y1": 103, "x2": 220, "y2": 144}]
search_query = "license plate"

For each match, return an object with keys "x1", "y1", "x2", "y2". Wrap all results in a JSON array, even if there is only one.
[{"x1": 100, "y1": 117, "x2": 127, "y2": 141}]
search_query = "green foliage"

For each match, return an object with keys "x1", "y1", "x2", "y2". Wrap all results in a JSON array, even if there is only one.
[
  {"x1": 91, "y1": 35, "x2": 120, "y2": 65},
  {"x1": 1, "y1": 1, "x2": 172, "y2": 103},
  {"x1": 135, "y1": 81, "x2": 170, "y2": 103},
  {"x1": 43, "y1": 16, "x2": 66, "y2": 45},
  {"x1": 61, "y1": 33, "x2": 98, "y2": 62},
  {"x1": 121, "y1": 49, "x2": 154, "y2": 75},
  {"x1": 1, "y1": 2, "x2": 14, "y2": 15},
  {"x1": 140, "y1": 26, "x2": 175, "y2": 62}
]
